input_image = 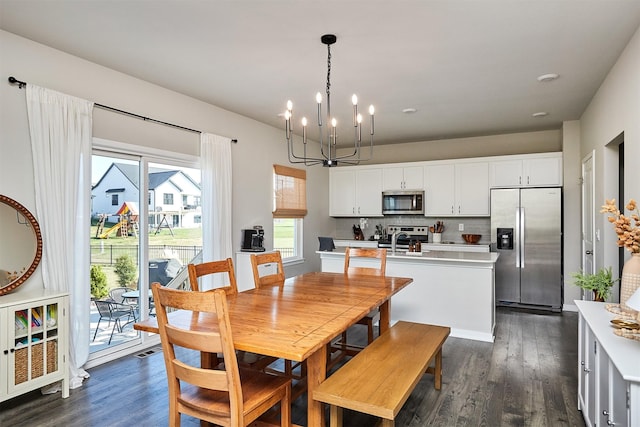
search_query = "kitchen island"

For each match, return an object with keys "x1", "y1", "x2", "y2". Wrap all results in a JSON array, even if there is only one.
[{"x1": 318, "y1": 249, "x2": 499, "y2": 342}]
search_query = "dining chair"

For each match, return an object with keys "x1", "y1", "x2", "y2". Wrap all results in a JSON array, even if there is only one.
[
  {"x1": 250, "y1": 251, "x2": 286, "y2": 288},
  {"x1": 188, "y1": 258, "x2": 276, "y2": 372},
  {"x1": 187, "y1": 258, "x2": 238, "y2": 294},
  {"x1": 250, "y1": 251, "x2": 305, "y2": 381},
  {"x1": 151, "y1": 283, "x2": 291, "y2": 427},
  {"x1": 337, "y1": 247, "x2": 387, "y2": 355}
]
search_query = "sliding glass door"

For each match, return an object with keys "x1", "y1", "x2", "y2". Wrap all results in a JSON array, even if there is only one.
[
  {"x1": 90, "y1": 153, "x2": 142, "y2": 353},
  {"x1": 89, "y1": 149, "x2": 202, "y2": 360}
]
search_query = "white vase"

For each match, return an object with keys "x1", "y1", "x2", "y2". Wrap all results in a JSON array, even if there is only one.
[
  {"x1": 432, "y1": 233, "x2": 442, "y2": 243},
  {"x1": 621, "y1": 253, "x2": 640, "y2": 313}
]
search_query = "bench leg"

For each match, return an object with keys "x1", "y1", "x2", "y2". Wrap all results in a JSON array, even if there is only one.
[
  {"x1": 434, "y1": 347, "x2": 442, "y2": 390},
  {"x1": 330, "y1": 405, "x2": 343, "y2": 427}
]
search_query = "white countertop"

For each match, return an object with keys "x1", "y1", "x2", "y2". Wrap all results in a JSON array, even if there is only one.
[{"x1": 317, "y1": 248, "x2": 499, "y2": 264}]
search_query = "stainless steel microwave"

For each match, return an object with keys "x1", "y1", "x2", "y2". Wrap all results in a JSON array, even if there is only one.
[{"x1": 382, "y1": 190, "x2": 425, "y2": 215}]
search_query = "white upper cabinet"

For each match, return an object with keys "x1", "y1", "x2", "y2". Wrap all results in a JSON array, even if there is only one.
[
  {"x1": 490, "y1": 153, "x2": 562, "y2": 187},
  {"x1": 455, "y1": 162, "x2": 490, "y2": 215},
  {"x1": 330, "y1": 167, "x2": 382, "y2": 217},
  {"x1": 382, "y1": 165, "x2": 424, "y2": 190},
  {"x1": 424, "y1": 164, "x2": 455, "y2": 215},
  {"x1": 424, "y1": 161, "x2": 489, "y2": 216}
]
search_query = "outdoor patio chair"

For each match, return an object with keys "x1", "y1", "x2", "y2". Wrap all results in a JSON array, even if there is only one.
[
  {"x1": 92, "y1": 299, "x2": 138, "y2": 345},
  {"x1": 109, "y1": 286, "x2": 137, "y2": 305}
]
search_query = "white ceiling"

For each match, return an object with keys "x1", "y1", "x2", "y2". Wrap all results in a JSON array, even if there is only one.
[{"x1": 2, "y1": 0, "x2": 640, "y2": 146}]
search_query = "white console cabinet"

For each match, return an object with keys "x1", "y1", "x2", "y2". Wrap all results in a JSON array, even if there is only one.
[
  {"x1": 1, "y1": 289, "x2": 69, "y2": 402},
  {"x1": 576, "y1": 300, "x2": 640, "y2": 427}
]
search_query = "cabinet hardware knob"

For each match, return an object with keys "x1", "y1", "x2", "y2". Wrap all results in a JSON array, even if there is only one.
[
  {"x1": 585, "y1": 250, "x2": 593, "y2": 255},
  {"x1": 583, "y1": 367, "x2": 590, "y2": 373},
  {"x1": 607, "y1": 421, "x2": 615, "y2": 426},
  {"x1": 603, "y1": 410, "x2": 609, "y2": 416}
]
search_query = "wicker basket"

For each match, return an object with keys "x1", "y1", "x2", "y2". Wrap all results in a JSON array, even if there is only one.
[
  {"x1": 47, "y1": 340, "x2": 58, "y2": 373},
  {"x1": 14, "y1": 347, "x2": 28, "y2": 384},
  {"x1": 31, "y1": 342, "x2": 44, "y2": 379}
]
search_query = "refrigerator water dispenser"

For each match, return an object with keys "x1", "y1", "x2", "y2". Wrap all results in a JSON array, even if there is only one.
[{"x1": 497, "y1": 228, "x2": 513, "y2": 250}]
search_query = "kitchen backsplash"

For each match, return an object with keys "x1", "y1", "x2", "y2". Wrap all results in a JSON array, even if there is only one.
[{"x1": 334, "y1": 216, "x2": 491, "y2": 244}]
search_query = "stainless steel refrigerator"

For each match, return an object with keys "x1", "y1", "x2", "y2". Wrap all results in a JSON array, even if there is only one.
[{"x1": 490, "y1": 187, "x2": 563, "y2": 311}]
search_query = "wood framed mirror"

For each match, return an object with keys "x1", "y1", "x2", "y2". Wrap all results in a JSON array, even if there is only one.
[{"x1": 0, "y1": 194, "x2": 43, "y2": 296}]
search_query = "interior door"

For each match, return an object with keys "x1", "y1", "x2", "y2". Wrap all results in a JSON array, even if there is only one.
[{"x1": 581, "y1": 152, "x2": 595, "y2": 298}]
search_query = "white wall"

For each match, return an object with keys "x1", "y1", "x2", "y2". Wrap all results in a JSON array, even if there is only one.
[
  {"x1": 562, "y1": 120, "x2": 583, "y2": 308},
  {"x1": 338, "y1": 129, "x2": 562, "y2": 165},
  {"x1": 580, "y1": 25, "x2": 640, "y2": 283},
  {"x1": 0, "y1": 30, "x2": 334, "y2": 291}
]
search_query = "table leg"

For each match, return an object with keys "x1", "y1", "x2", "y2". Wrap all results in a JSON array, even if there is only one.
[
  {"x1": 435, "y1": 347, "x2": 442, "y2": 390},
  {"x1": 306, "y1": 344, "x2": 327, "y2": 427},
  {"x1": 379, "y1": 300, "x2": 391, "y2": 334}
]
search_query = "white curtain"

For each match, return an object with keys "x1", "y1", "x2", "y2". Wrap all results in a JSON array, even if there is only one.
[
  {"x1": 200, "y1": 133, "x2": 233, "y2": 290},
  {"x1": 26, "y1": 85, "x2": 93, "y2": 389}
]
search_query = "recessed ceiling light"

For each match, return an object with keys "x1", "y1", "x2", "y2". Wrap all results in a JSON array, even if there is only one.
[
  {"x1": 402, "y1": 108, "x2": 417, "y2": 114},
  {"x1": 537, "y1": 73, "x2": 559, "y2": 82},
  {"x1": 532, "y1": 112, "x2": 548, "y2": 118}
]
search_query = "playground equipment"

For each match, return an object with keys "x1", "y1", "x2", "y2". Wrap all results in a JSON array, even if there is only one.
[
  {"x1": 97, "y1": 219, "x2": 128, "y2": 239},
  {"x1": 96, "y1": 202, "x2": 139, "y2": 239}
]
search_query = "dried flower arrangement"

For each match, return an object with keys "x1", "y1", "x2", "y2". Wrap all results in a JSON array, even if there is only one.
[{"x1": 601, "y1": 199, "x2": 640, "y2": 254}]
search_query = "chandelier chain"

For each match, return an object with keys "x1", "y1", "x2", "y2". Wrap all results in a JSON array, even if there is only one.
[{"x1": 326, "y1": 44, "x2": 331, "y2": 99}]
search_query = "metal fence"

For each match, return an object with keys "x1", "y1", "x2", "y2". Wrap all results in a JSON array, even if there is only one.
[
  {"x1": 90, "y1": 244, "x2": 202, "y2": 266},
  {"x1": 91, "y1": 244, "x2": 294, "y2": 265}
]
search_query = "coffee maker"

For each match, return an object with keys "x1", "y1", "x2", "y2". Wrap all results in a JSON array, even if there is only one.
[{"x1": 241, "y1": 226, "x2": 265, "y2": 252}]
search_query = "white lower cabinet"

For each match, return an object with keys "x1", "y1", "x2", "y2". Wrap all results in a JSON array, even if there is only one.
[
  {"x1": 1, "y1": 289, "x2": 69, "y2": 402},
  {"x1": 577, "y1": 301, "x2": 639, "y2": 427}
]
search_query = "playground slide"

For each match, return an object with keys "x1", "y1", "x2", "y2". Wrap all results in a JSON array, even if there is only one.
[{"x1": 98, "y1": 220, "x2": 126, "y2": 239}]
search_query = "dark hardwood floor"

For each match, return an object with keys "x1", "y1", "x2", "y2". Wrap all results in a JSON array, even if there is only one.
[{"x1": 0, "y1": 307, "x2": 585, "y2": 427}]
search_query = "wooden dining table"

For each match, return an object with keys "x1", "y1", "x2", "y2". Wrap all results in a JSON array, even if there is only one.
[{"x1": 134, "y1": 271, "x2": 413, "y2": 427}]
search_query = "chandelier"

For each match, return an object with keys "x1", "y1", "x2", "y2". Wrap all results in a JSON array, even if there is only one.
[{"x1": 285, "y1": 34, "x2": 374, "y2": 167}]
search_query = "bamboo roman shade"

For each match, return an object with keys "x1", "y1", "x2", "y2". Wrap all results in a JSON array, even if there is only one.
[{"x1": 273, "y1": 164, "x2": 307, "y2": 218}]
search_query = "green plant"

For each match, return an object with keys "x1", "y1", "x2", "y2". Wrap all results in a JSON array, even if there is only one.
[
  {"x1": 571, "y1": 267, "x2": 618, "y2": 301},
  {"x1": 114, "y1": 254, "x2": 137, "y2": 286},
  {"x1": 90, "y1": 265, "x2": 108, "y2": 299}
]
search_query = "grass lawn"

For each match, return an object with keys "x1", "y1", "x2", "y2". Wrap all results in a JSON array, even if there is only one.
[{"x1": 90, "y1": 223, "x2": 202, "y2": 246}]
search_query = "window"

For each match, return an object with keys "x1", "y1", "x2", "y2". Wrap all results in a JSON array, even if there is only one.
[
  {"x1": 111, "y1": 194, "x2": 118, "y2": 206},
  {"x1": 163, "y1": 193, "x2": 173, "y2": 205},
  {"x1": 273, "y1": 165, "x2": 306, "y2": 261}
]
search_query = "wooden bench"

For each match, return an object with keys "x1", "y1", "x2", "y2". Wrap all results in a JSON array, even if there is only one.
[{"x1": 313, "y1": 321, "x2": 450, "y2": 427}]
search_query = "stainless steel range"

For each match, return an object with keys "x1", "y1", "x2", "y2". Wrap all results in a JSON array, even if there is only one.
[{"x1": 377, "y1": 225, "x2": 429, "y2": 250}]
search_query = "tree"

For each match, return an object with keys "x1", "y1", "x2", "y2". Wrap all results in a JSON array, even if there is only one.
[
  {"x1": 114, "y1": 254, "x2": 137, "y2": 287},
  {"x1": 90, "y1": 265, "x2": 108, "y2": 299}
]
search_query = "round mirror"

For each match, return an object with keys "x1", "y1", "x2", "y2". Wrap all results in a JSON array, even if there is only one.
[{"x1": 0, "y1": 195, "x2": 43, "y2": 296}]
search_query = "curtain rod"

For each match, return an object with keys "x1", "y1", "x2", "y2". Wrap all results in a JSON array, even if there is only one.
[{"x1": 8, "y1": 76, "x2": 238, "y2": 143}]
